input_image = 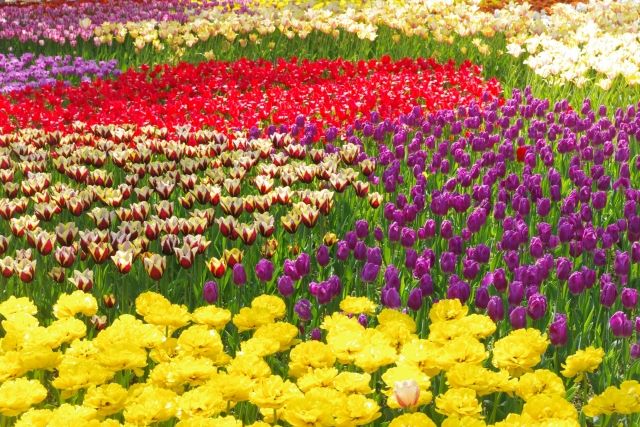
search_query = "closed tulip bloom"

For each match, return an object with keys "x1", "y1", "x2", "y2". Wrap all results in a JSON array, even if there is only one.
[
  {"x1": 400, "y1": 227, "x2": 416, "y2": 247},
  {"x1": 487, "y1": 296, "x2": 505, "y2": 321},
  {"x1": 394, "y1": 380, "x2": 420, "y2": 408},
  {"x1": 527, "y1": 293, "x2": 547, "y2": 320},
  {"x1": 367, "y1": 247, "x2": 382, "y2": 266},
  {"x1": 355, "y1": 219, "x2": 369, "y2": 239},
  {"x1": 232, "y1": 263, "x2": 247, "y2": 286},
  {"x1": 510, "y1": 306, "x2": 527, "y2": 329},
  {"x1": 474, "y1": 244, "x2": 490, "y2": 264},
  {"x1": 407, "y1": 288, "x2": 423, "y2": 311},
  {"x1": 255, "y1": 258, "x2": 274, "y2": 282},
  {"x1": 556, "y1": 257, "x2": 572, "y2": 281},
  {"x1": 462, "y1": 258, "x2": 479, "y2": 280},
  {"x1": 440, "y1": 220, "x2": 453, "y2": 239},
  {"x1": 388, "y1": 222, "x2": 401, "y2": 242},
  {"x1": 594, "y1": 249, "x2": 607, "y2": 267},
  {"x1": 361, "y1": 262, "x2": 380, "y2": 283},
  {"x1": 493, "y1": 268, "x2": 507, "y2": 292},
  {"x1": 508, "y1": 281, "x2": 525, "y2": 305},
  {"x1": 283, "y1": 259, "x2": 301, "y2": 281},
  {"x1": 345, "y1": 231, "x2": 358, "y2": 250},
  {"x1": 203, "y1": 281, "x2": 218, "y2": 304},
  {"x1": 419, "y1": 274, "x2": 434, "y2": 296},
  {"x1": 549, "y1": 313, "x2": 568, "y2": 346},
  {"x1": 614, "y1": 251, "x2": 630, "y2": 276},
  {"x1": 610, "y1": 311, "x2": 633, "y2": 337},
  {"x1": 632, "y1": 242, "x2": 640, "y2": 263},
  {"x1": 374, "y1": 226, "x2": 384, "y2": 241},
  {"x1": 277, "y1": 275, "x2": 295, "y2": 297},
  {"x1": 295, "y1": 253, "x2": 311, "y2": 277},
  {"x1": 631, "y1": 343, "x2": 640, "y2": 359},
  {"x1": 600, "y1": 282, "x2": 618, "y2": 307},
  {"x1": 316, "y1": 245, "x2": 330, "y2": 267},
  {"x1": 592, "y1": 191, "x2": 607, "y2": 210},
  {"x1": 536, "y1": 197, "x2": 551, "y2": 216},
  {"x1": 440, "y1": 251, "x2": 457, "y2": 274},
  {"x1": 529, "y1": 237, "x2": 544, "y2": 258},
  {"x1": 336, "y1": 241, "x2": 350, "y2": 261},
  {"x1": 310, "y1": 328, "x2": 322, "y2": 340},
  {"x1": 382, "y1": 285, "x2": 401, "y2": 308},
  {"x1": 567, "y1": 271, "x2": 585, "y2": 295},
  {"x1": 294, "y1": 298, "x2": 312, "y2": 321},
  {"x1": 621, "y1": 288, "x2": 638, "y2": 310},
  {"x1": 405, "y1": 249, "x2": 418, "y2": 270},
  {"x1": 475, "y1": 285, "x2": 490, "y2": 309},
  {"x1": 353, "y1": 241, "x2": 367, "y2": 261}
]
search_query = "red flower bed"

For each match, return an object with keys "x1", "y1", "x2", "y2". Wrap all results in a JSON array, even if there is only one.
[{"x1": 0, "y1": 56, "x2": 501, "y2": 138}]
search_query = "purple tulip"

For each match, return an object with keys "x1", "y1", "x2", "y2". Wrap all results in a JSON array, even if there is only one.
[
  {"x1": 283, "y1": 259, "x2": 301, "y2": 281},
  {"x1": 294, "y1": 299, "x2": 312, "y2": 321},
  {"x1": 232, "y1": 263, "x2": 247, "y2": 286},
  {"x1": 567, "y1": 271, "x2": 585, "y2": 295},
  {"x1": 367, "y1": 247, "x2": 383, "y2": 265},
  {"x1": 549, "y1": 314, "x2": 568, "y2": 346},
  {"x1": 419, "y1": 274, "x2": 434, "y2": 296},
  {"x1": 493, "y1": 268, "x2": 507, "y2": 292},
  {"x1": 508, "y1": 281, "x2": 525, "y2": 305},
  {"x1": 277, "y1": 275, "x2": 295, "y2": 297},
  {"x1": 361, "y1": 262, "x2": 380, "y2": 283},
  {"x1": 556, "y1": 257, "x2": 572, "y2": 281},
  {"x1": 614, "y1": 251, "x2": 630, "y2": 277},
  {"x1": 631, "y1": 343, "x2": 640, "y2": 359},
  {"x1": 600, "y1": 282, "x2": 618, "y2": 307},
  {"x1": 510, "y1": 306, "x2": 527, "y2": 329},
  {"x1": 407, "y1": 288, "x2": 423, "y2": 311},
  {"x1": 355, "y1": 219, "x2": 369, "y2": 239},
  {"x1": 311, "y1": 328, "x2": 322, "y2": 340},
  {"x1": 527, "y1": 293, "x2": 547, "y2": 320},
  {"x1": 358, "y1": 314, "x2": 368, "y2": 327},
  {"x1": 374, "y1": 226, "x2": 384, "y2": 241},
  {"x1": 203, "y1": 281, "x2": 219, "y2": 304},
  {"x1": 610, "y1": 311, "x2": 633, "y2": 337},
  {"x1": 295, "y1": 253, "x2": 311, "y2": 277},
  {"x1": 353, "y1": 241, "x2": 367, "y2": 261},
  {"x1": 255, "y1": 259, "x2": 274, "y2": 282},
  {"x1": 440, "y1": 251, "x2": 457, "y2": 274},
  {"x1": 381, "y1": 286, "x2": 401, "y2": 308},
  {"x1": 475, "y1": 285, "x2": 490, "y2": 309},
  {"x1": 400, "y1": 227, "x2": 417, "y2": 247},
  {"x1": 487, "y1": 296, "x2": 505, "y2": 321},
  {"x1": 336, "y1": 241, "x2": 350, "y2": 261},
  {"x1": 621, "y1": 288, "x2": 638, "y2": 310},
  {"x1": 316, "y1": 245, "x2": 330, "y2": 267}
]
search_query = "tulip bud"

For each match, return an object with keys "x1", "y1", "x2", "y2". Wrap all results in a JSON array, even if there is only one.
[
  {"x1": 103, "y1": 294, "x2": 116, "y2": 308},
  {"x1": 407, "y1": 288, "x2": 423, "y2": 311},
  {"x1": 610, "y1": 311, "x2": 633, "y2": 337},
  {"x1": 203, "y1": 281, "x2": 219, "y2": 304},
  {"x1": 232, "y1": 263, "x2": 247, "y2": 287},
  {"x1": 487, "y1": 296, "x2": 504, "y2": 321},
  {"x1": 255, "y1": 258, "x2": 274, "y2": 282},
  {"x1": 394, "y1": 380, "x2": 420, "y2": 408},
  {"x1": 510, "y1": 306, "x2": 527, "y2": 329},
  {"x1": 621, "y1": 288, "x2": 638, "y2": 310},
  {"x1": 549, "y1": 313, "x2": 568, "y2": 346},
  {"x1": 294, "y1": 298, "x2": 312, "y2": 321}
]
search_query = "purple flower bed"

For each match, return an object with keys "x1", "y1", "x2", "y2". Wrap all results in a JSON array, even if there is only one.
[
  {"x1": 0, "y1": 0, "x2": 242, "y2": 45},
  {"x1": 0, "y1": 53, "x2": 120, "y2": 92}
]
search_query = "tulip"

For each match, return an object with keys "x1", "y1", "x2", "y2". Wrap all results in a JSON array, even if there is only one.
[
  {"x1": 143, "y1": 254, "x2": 166, "y2": 281},
  {"x1": 255, "y1": 258, "x2": 274, "y2": 282},
  {"x1": 203, "y1": 281, "x2": 219, "y2": 304},
  {"x1": 310, "y1": 328, "x2": 322, "y2": 341},
  {"x1": 631, "y1": 343, "x2": 640, "y2": 359},
  {"x1": 336, "y1": 241, "x2": 350, "y2": 261},
  {"x1": 277, "y1": 275, "x2": 295, "y2": 297},
  {"x1": 316, "y1": 245, "x2": 330, "y2": 267},
  {"x1": 614, "y1": 251, "x2": 630, "y2": 277},
  {"x1": 527, "y1": 293, "x2": 547, "y2": 320},
  {"x1": 475, "y1": 285, "x2": 490, "y2": 309},
  {"x1": 355, "y1": 219, "x2": 369, "y2": 239},
  {"x1": 361, "y1": 262, "x2": 380, "y2": 283},
  {"x1": 621, "y1": 288, "x2": 638, "y2": 310},
  {"x1": 487, "y1": 296, "x2": 505, "y2": 321},
  {"x1": 232, "y1": 263, "x2": 247, "y2": 287},
  {"x1": 394, "y1": 380, "x2": 420, "y2": 408},
  {"x1": 68, "y1": 269, "x2": 93, "y2": 292},
  {"x1": 407, "y1": 288, "x2": 423, "y2": 311},
  {"x1": 567, "y1": 271, "x2": 585, "y2": 295},
  {"x1": 103, "y1": 294, "x2": 116, "y2": 308},
  {"x1": 510, "y1": 306, "x2": 527, "y2": 329},
  {"x1": 382, "y1": 286, "x2": 401, "y2": 309},
  {"x1": 600, "y1": 282, "x2": 618, "y2": 308},
  {"x1": 294, "y1": 299, "x2": 312, "y2": 321},
  {"x1": 610, "y1": 311, "x2": 633, "y2": 337},
  {"x1": 549, "y1": 314, "x2": 568, "y2": 346}
]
